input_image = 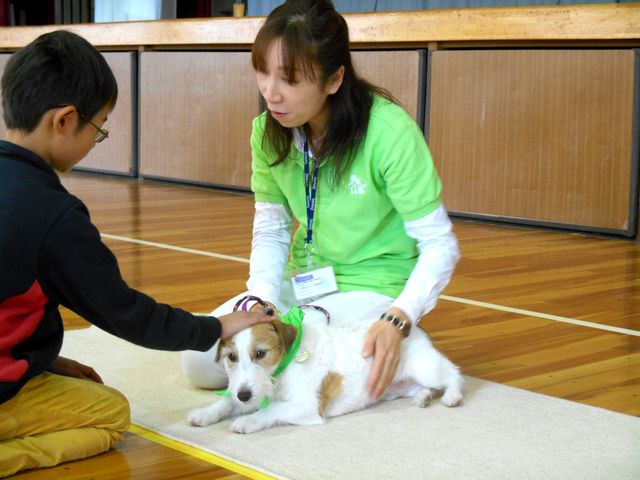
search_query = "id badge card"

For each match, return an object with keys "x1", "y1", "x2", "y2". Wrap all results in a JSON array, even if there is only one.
[{"x1": 291, "y1": 264, "x2": 338, "y2": 301}]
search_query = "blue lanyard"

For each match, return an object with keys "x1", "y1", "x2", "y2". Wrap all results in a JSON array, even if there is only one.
[{"x1": 303, "y1": 131, "x2": 319, "y2": 255}]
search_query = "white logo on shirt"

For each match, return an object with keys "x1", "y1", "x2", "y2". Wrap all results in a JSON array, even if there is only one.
[{"x1": 348, "y1": 175, "x2": 367, "y2": 195}]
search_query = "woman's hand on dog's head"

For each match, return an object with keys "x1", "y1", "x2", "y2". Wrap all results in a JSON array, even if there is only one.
[{"x1": 218, "y1": 311, "x2": 276, "y2": 340}]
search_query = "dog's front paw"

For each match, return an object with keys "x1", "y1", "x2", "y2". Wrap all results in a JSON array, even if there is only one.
[
  {"x1": 188, "y1": 406, "x2": 221, "y2": 427},
  {"x1": 230, "y1": 415, "x2": 265, "y2": 434},
  {"x1": 441, "y1": 388, "x2": 463, "y2": 407},
  {"x1": 413, "y1": 387, "x2": 436, "y2": 408}
]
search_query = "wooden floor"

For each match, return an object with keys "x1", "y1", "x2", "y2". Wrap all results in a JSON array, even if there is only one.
[{"x1": 11, "y1": 172, "x2": 640, "y2": 479}]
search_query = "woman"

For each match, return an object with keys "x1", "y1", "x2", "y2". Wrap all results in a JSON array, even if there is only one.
[{"x1": 182, "y1": 0, "x2": 459, "y2": 400}]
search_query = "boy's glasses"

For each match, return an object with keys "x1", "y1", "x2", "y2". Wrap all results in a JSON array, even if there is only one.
[
  {"x1": 47, "y1": 105, "x2": 109, "y2": 143},
  {"x1": 78, "y1": 113, "x2": 109, "y2": 143}
]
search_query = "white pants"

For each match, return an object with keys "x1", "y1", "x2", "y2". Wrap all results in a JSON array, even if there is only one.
[{"x1": 181, "y1": 281, "x2": 393, "y2": 389}]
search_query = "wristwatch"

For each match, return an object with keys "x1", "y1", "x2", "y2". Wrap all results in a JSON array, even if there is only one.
[{"x1": 380, "y1": 312, "x2": 411, "y2": 338}]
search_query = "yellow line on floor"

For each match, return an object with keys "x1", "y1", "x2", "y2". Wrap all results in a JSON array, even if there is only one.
[
  {"x1": 101, "y1": 232, "x2": 640, "y2": 337},
  {"x1": 128, "y1": 424, "x2": 276, "y2": 480}
]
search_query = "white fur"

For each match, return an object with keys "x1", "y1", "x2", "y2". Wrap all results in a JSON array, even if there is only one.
[{"x1": 187, "y1": 319, "x2": 463, "y2": 434}]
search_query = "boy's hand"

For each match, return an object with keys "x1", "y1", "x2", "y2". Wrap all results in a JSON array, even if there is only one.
[
  {"x1": 48, "y1": 356, "x2": 104, "y2": 384},
  {"x1": 218, "y1": 311, "x2": 275, "y2": 340}
]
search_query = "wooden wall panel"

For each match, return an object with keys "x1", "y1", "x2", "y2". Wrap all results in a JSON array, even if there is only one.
[
  {"x1": 0, "y1": 52, "x2": 134, "y2": 175},
  {"x1": 139, "y1": 51, "x2": 258, "y2": 189},
  {"x1": 352, "y1": 50, "x2": 422, "y2": 121},
  {"x1": 80, "y1": 52, "x2": 134, "y2": 175},
  {"x1": 429, "y1": 49, "x2": 637, "y2": 234}
]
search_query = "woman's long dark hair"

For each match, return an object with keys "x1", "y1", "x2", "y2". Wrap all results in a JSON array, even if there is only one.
[{"x1": 251, "y1": 0, "x2": 395, "y2": 186}]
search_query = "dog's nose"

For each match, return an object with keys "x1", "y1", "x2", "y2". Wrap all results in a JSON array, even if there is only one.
[{"x1": 237, "y1": 390, "x2": 252, "y2": 403}]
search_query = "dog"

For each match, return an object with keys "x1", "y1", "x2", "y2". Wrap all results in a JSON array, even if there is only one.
[{"x1": 187, "y1": 312, "x2": 463, "y2": 434}]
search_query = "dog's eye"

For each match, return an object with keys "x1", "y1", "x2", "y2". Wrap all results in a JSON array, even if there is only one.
[
  {"x1": 255, "y1": 349, "x2": 267, "y2": 360},
  {"x1": 227, "y1": 352, "x2": 238, "y2": 363}
]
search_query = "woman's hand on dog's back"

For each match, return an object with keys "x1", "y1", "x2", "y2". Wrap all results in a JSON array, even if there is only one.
[{"x1": 218, "y1": 311, "x2": 275, "y2": 340}]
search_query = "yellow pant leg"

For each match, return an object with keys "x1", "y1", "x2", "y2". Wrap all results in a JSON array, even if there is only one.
[{"x1": 0, "y1": 372, "x2": 130, "y2": 478}]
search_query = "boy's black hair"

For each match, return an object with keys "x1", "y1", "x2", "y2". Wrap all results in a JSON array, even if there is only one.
[{"x1": 1, "y1": 30, "x2": 118, "y2": 132}]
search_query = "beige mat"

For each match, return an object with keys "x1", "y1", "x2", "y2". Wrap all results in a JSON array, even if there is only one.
[{"x1": 61, "y1": 327, "x2": 640, "y2": 480}]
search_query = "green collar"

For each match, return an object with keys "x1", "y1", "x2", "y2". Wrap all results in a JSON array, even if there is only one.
[
  {"x1": 271, "y1": 306, "x2": 304, "y2": 377},
  {"x1": 214, "y1": 306, "x2": 304, "y2": 409}
]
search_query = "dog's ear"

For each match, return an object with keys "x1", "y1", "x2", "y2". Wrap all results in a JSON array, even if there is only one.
[
  {"x1": 215, "y1": 339, "x2": 226, "y2": 363},
  {"x1": 272, "y1": 320, "x2": 298, "y2": 351}
]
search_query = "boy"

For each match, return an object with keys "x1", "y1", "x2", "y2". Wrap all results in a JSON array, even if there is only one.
[{"x1": 0, "y1": 30, "x2": 271, "y2": 477}]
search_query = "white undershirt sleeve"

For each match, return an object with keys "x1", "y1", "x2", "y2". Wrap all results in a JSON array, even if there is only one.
[
  {"x1": 246, "y1": 201, "x2": 292, "y2": 304},
  {"x1": 391, "y1": 204, "x2": 460, "y2": 324}
]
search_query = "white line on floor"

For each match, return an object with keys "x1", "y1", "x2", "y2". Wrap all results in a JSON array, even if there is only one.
[
  {"x1": 438, "y1": 295, "x2": 640, "y2": 337},
  {"x1": 101, "y1": 233, "x2": 250, "y2": 264},
  {"x1": 101, "y1": 232, "x2": 640, "y2": 337}
]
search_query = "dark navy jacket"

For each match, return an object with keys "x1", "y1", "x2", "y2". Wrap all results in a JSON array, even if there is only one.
[{"x1": 0, "y1": 140, "x2": 221, "y2": 403}]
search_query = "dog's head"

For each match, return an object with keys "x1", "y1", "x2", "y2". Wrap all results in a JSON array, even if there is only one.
[{"x1": 216, "y1": 319, "x2": 298, "y2": 411}]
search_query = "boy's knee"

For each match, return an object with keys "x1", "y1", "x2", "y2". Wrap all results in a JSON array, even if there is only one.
[
  {"x1": 82, "y1": 381, "x2": 130, "y2": 440},
  {"x1": 103, "y1": 386, "x2": 130, "y2": 436}
]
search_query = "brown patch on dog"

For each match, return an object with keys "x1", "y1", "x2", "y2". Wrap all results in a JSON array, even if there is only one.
[
  {"x1": 215, "y1": 339, "x2": 227, "y2": 362},
  {"x1": 271, "y1": 320, "x2": 298, "y2": 352},
  {"x1": 249, "y1": 321, "x2": 296, "y2": 369},
  {"x1": 318, "y1": 371, "x2": 343, "y2": 417},
  {"x1": 216, "y1": 338, "x2": 240, "y2": 368}
]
